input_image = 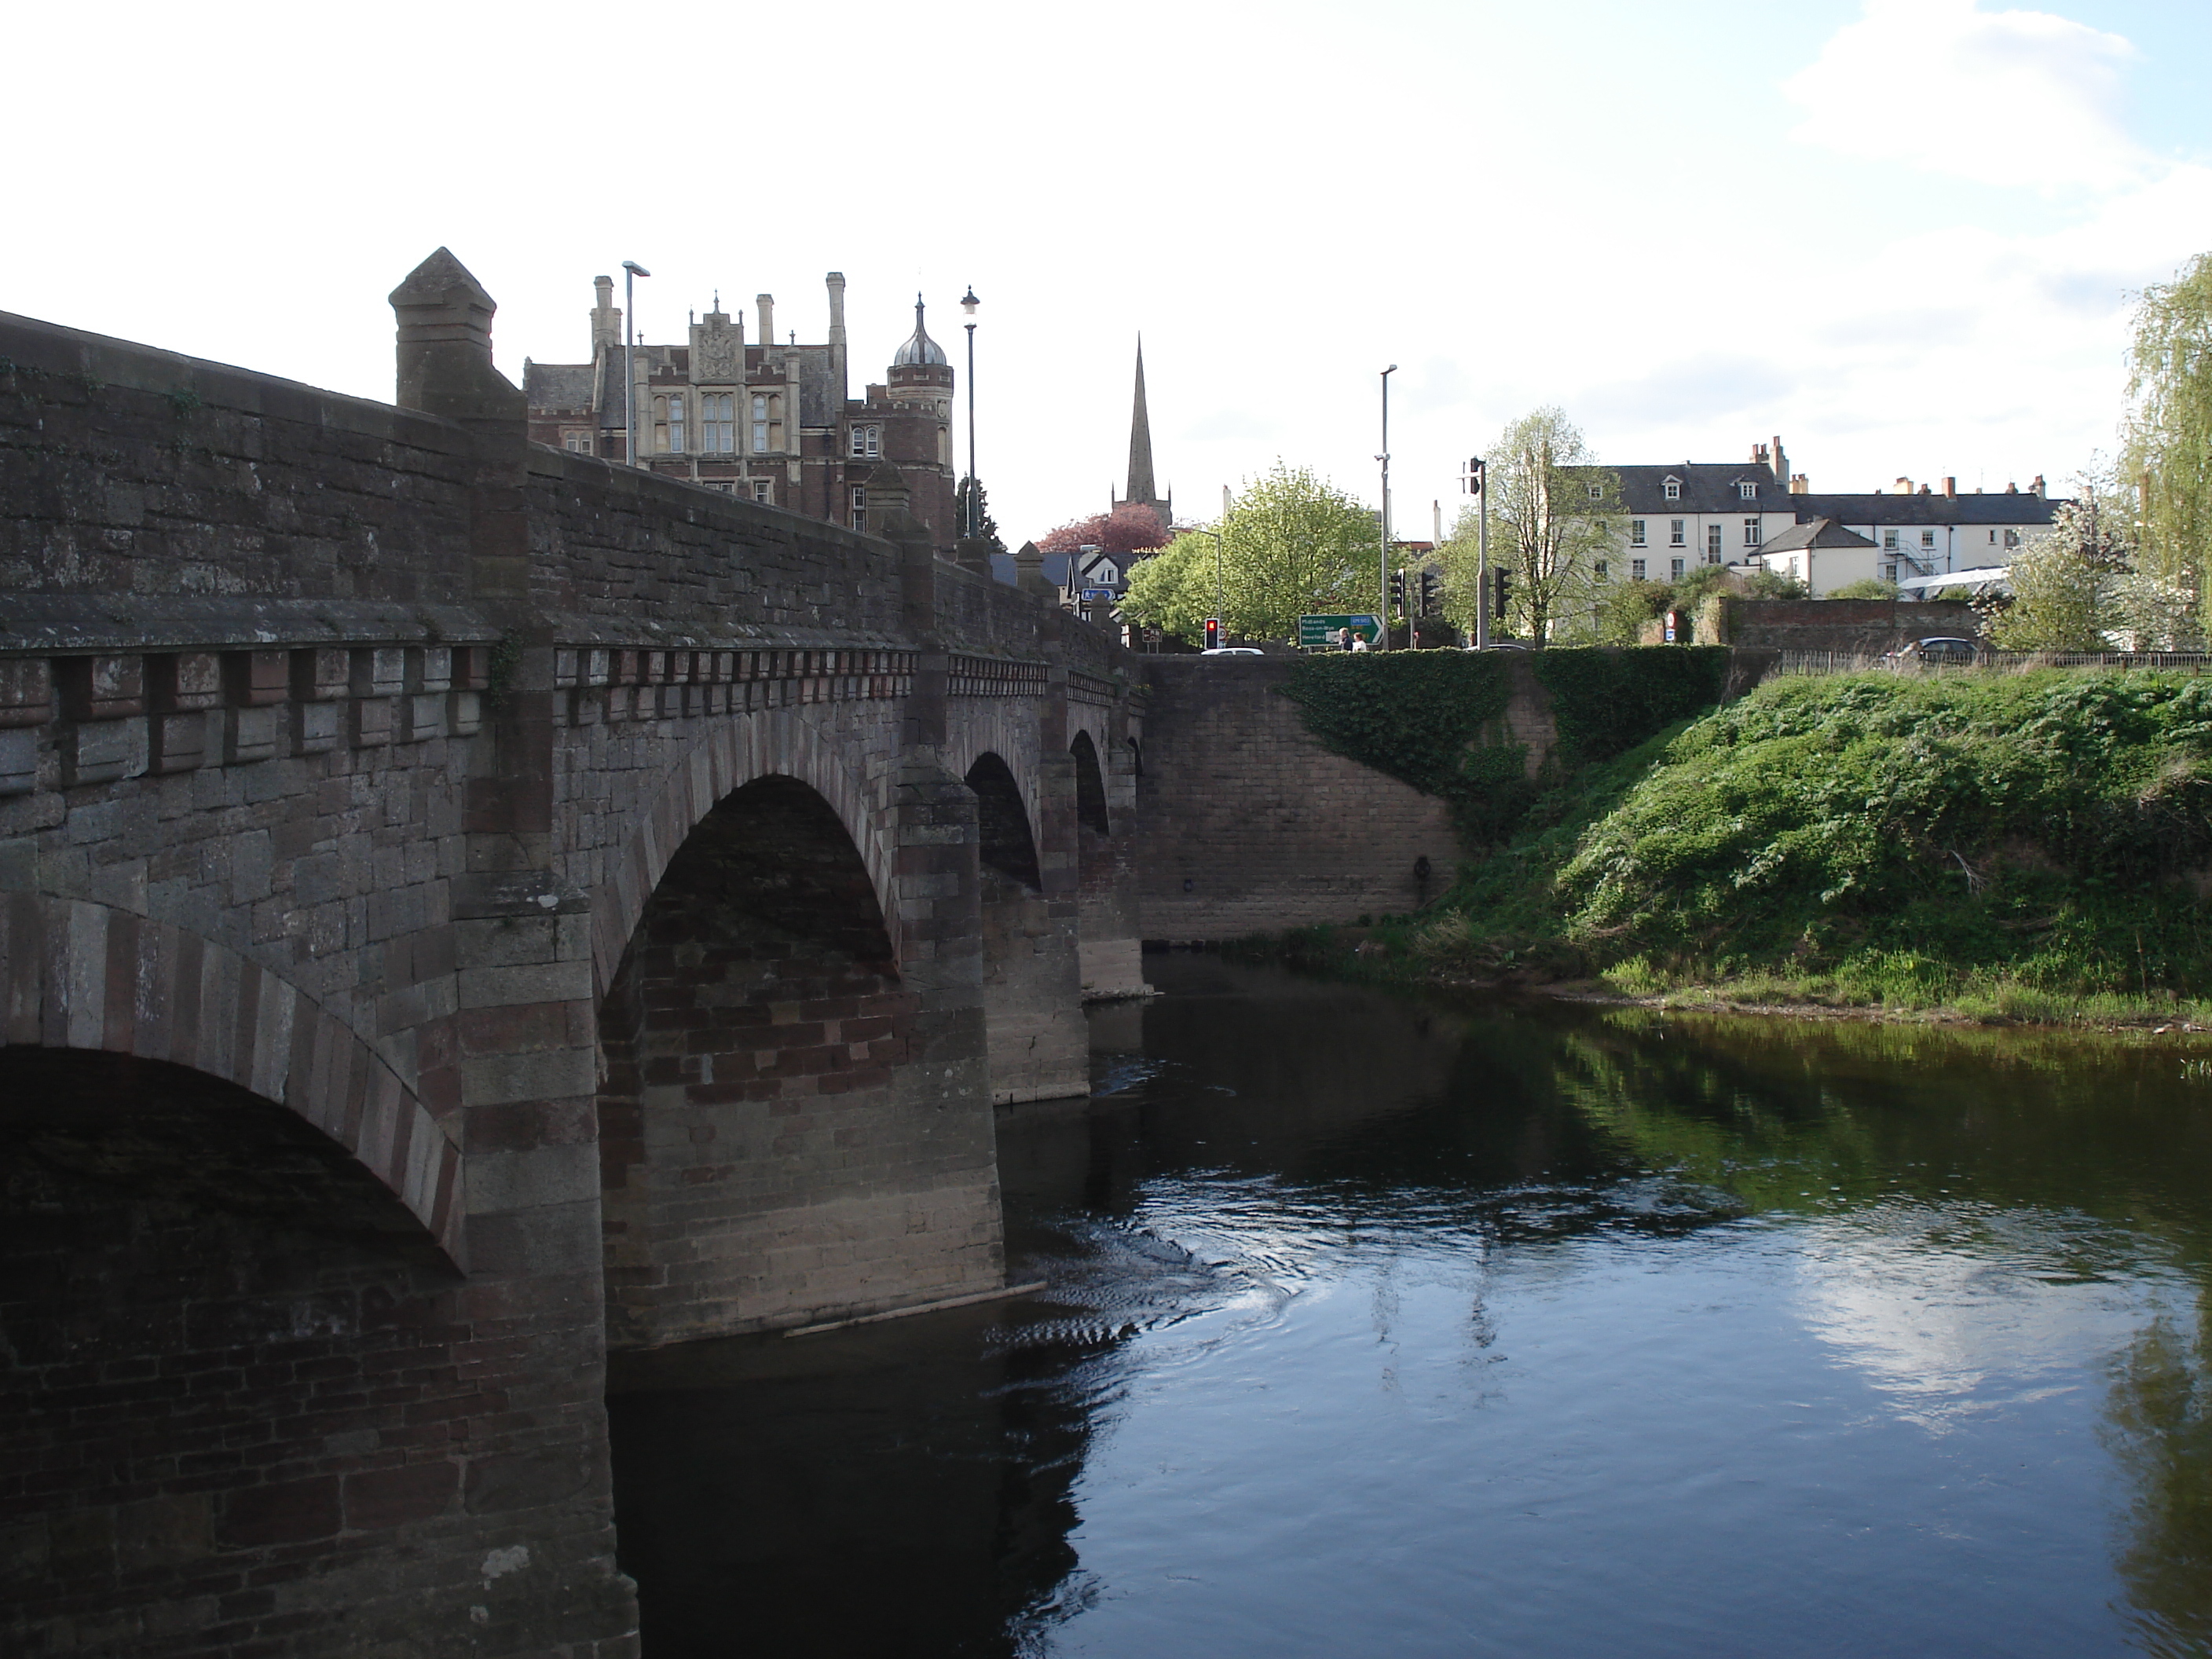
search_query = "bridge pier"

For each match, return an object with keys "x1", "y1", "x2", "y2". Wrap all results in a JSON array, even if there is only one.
[
  {"x1": 595, "y1": 764, "x2": 1000, "y2": 1348},
  {"x1": 1074, "y1": 730, "x2": 1148, "y2": 1000}
]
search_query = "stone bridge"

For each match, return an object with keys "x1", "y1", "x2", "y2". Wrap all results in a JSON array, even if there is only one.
[{"x1": 0, "y1": 252, "x2": 1147, "y2": 1657}]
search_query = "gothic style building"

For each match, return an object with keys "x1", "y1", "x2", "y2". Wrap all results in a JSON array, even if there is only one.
[{"x1": 523, "y1": 274, "x2": 958, "y2": 547}]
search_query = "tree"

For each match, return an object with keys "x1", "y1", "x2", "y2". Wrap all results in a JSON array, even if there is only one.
[
  {"x1": 1440, "y1": 408, "x2": 1621, "y2": 642},
  {"x1": 2125, "y1": 253, "x2": 2212, "y2": 607},
  {"x1": 1989, "y1": 518, "x2": 2108, "y2": 651},
  {"x1": 1740, "y1": 567, "x2": 1809, "y2": 599},
  {"x1": 1588, "y1": 577, "x2": 1669, "y2": 646},
  {"x1": 1036, "y1": 504, "x2": 1170, "y2": 555},
  {"x1": 954, "y1": 478, "x2": 1005, "y2": 558},
  {"x1": 1826, "y1": 577, "x2": 1899, "y2": 600},
  {"x1": 1983, "y1": 463, "x2": 2201, "y2": 652},
  {"x1": 1119, "y1": 533, "x2": 1214, "y2": 641},
  {"x1": 1116, "y1": 463, "x2": 1376, "y2": 643}
]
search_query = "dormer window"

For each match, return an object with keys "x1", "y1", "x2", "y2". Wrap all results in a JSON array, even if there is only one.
[
  {"x1": 1738, "y1": 481, "x2": 1757, "y2": 500},
  {"x1": 1587, "y1": 482, "x2": 1602, "y2": 501},
  {"x1": 1663, "y1": 478, "x2": 1682, "y2": 500}
]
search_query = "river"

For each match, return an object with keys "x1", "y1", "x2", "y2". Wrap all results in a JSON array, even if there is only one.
[{"x1": 609, "y1": 954, "x2": 2212, "y2": 1657}]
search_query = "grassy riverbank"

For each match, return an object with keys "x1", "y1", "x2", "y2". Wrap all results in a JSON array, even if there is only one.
[{"x1": 1281, "y1": 668, "x2": 2212, "y2": 1029}]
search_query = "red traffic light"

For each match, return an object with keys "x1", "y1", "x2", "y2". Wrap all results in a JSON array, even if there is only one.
[{"x1": 1203, "y1": 618, "x2": 1221, "y2": 649}]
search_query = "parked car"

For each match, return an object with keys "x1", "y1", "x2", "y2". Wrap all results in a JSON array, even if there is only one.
[
  {"x1": 1463, "y1": 640, "x2": 1533, "y2": 651},
  {"x1": 1884, "y1": 636, "x2": 1981, "y2": 667},
  {"x1": 1199, "y1": 646, "x2": 1265, "y2": 657}
]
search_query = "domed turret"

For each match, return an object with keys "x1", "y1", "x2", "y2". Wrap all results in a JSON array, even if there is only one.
[{"x1": 892, "y1": 295, "x2": 947, "y2": 367}]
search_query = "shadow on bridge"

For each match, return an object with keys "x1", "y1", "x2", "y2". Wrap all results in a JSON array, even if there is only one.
[{"x1": 598, "y1": 773, "x2": 1002, "y2": 1351}]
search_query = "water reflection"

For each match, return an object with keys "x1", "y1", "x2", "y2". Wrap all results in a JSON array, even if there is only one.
[{"x1": 610, "y1": 958, "x2": 2212, "y2": 1656}]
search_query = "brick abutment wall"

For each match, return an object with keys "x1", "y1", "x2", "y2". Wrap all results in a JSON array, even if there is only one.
[
  {"x1": 1135, "y1": 657, "x2": 1472, "y2": 940},
  {"x1": 0, "y1": 252, "x2": 1137, "y2": 1655}
]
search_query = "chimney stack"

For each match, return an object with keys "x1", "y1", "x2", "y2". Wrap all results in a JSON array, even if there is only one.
[
  {"x1": 1943, "y1": 476, "x2": 1956, "y2": 498},
  {"x1": 1790, "y1": 473, "x2": 1808, "y2": 494},
  {"x1": 825, "y1": 272, "x2": 848, "y2": 405},
  {"x1": 1895, "y1": 477, "x2": 1914, "y2": 495},
  {"x1": 1771, "y1": 435, "x2": 1788, "y2": 486},
  {"x1": 591, "y1": 274, "x2": 618, "y2": 355},
  {"x1": 2031, "y1": 474, "x2": 2046, "y2": 499},
  {"x1": 756, "y1": 295, "x2": 775, "y2": 354}
]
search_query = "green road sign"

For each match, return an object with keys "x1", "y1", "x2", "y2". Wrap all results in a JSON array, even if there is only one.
[{"x1": 1298, "y1": 613, "x2": 1382, "y2": 649}]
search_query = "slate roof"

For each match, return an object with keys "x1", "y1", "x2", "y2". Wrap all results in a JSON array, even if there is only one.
[
  {"x1": 522, "y1": 361, "x2": 595, "y2": 411},
  {"x1": 1591, "y1": 463, "x2": 1785, "y2": 515},
  {"x1": 1757, "y1": 517, "x2": 1877, "y2": 555},
  {"x1": 989, "y1": 551, "x2": 1076, "y2": 588},
  {"x1": 1567, "y1": 461, "x2": 2070, "y2": 526},
  {"x1": 1790, "y1": 491, "x2": 2067, "y2": 528}
]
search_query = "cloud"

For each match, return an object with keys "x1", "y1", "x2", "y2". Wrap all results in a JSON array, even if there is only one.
[
  {"x1": 1580, "y1": 356, "x2": 1800, "y2": 429},
  {"x1": 1785, "y1": 0, "x2": 2143, "y2": 191}
]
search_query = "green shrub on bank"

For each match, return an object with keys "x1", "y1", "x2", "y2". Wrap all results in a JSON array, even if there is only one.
[
  {"x1": 1279, "y1": 647, "x2": 1734, "y2": 843},
  {"x1": 1412, "y1": 668, "x2": 2212, "y2": 1016}
]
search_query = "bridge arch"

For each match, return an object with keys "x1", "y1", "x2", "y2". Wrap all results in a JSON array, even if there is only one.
[
  {"x1": 942, "y1": 701, "x2": 1046, "y2": 862},
  {"x1": 965, "y1": 751, "x2": 1042, "y2": 890},
  {"x1": 0, "y1": 899, "x2": 484, "y2": 1654},
  {"x1": 1070, "y1": 730, "x2": 1110, "y2": 837},
  {"x1": 595, "y1": 768, "x2": 995, "y2": 1346},
  {"x1": 591, "y1": 703, "x2": 900, "y2": 998},
  {"x1": 0, "y1": 895, "x2": 463, "y2": 1263}
]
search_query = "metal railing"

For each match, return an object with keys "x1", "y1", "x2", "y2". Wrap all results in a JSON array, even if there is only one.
[{"x1": 1769, "y1": 649, "x2": 2212, "y2": 679}]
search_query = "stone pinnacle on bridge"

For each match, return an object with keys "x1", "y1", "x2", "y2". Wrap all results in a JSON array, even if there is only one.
[{"x1": 390, "y1": 247, "x2": 527, "y2": 427}]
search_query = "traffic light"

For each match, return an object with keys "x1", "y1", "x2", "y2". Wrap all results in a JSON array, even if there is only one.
[
  {"x1": 1388, "y1": 571, "x2": 1406, "y2": 614},
  {"x1": 1203, "y1": 617, "x2": 1221, "y2": 650},
  {"x1": 1493, "y1": 568, "x2": 1512, "y2": 619},
  {"x1": 1461, "y1": 456, "x2": 1485, "y2": 497},
  {"x1": 1419, "y1": 569, "x2": 1442, "y2": 615}
]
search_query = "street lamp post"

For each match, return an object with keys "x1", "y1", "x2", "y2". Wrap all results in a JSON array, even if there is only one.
[
  {"x1": 622, "y1": 260, "x2": 650, "y2": 469},
  {"x1": 1378, "y1": 364, "x2": 1397, "y2": 649},
  {"x1": 961, "y1": 286, "x2": 980, "y2": 537}
]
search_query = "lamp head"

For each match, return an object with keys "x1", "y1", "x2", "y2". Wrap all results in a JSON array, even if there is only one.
[
  {"x1": 622, "y1": 261, "x2": 651, "y2": 277},
  {"x1": 961, "y1": 286, "x2": 980, "y2": 317}
]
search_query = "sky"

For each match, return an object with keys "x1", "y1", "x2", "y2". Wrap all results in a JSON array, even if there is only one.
[{"x1": 8, "y1": 0, "x2": 2211, "y2": 544}]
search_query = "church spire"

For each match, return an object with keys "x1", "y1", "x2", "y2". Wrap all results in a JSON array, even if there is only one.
[{"x1": 1125, "y1": 337, "x2": 1157, "y2": 510}]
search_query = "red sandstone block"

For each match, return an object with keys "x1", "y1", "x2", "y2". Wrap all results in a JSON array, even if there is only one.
[
  {"x1": 684, "y1": 1083, "x2": 753, "y2": 1105},
  {"x1": 342, "y1": 1461, "x2": 456, "y2": 1531},
  {"x1": 467, "y1": 1096, "x2": 598, "y2": 1153},
  {"x1": 218, "y1": 1476, "x2": 339, "y2": 1547}
]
